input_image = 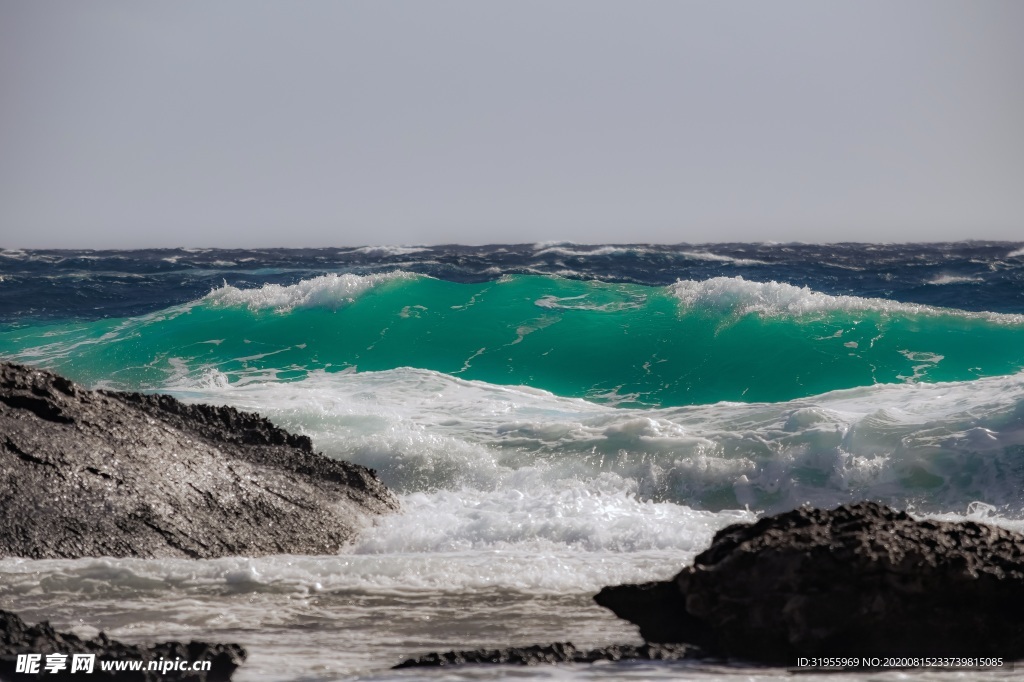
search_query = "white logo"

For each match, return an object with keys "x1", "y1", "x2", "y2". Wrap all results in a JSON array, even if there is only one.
[{"x1": 15, "y1": 654, "x2": 41, "y2": 673}]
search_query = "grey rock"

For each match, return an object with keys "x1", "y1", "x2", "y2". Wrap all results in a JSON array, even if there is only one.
[
  {"x1": 393, "y1": 642, "x2": 697, "y2": 668},
  {"x1": 0, "y1": 362, "x2": 397, "y2": 559},
  {"x1": 596, "y1": 501, "x2": 1024, "y2": 663},
  {"x1": 0, "y1": 609, "x2": 244, "y2": 681}
]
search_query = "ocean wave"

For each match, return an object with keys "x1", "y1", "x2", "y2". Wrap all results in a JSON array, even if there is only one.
[
  {"x1": 172, "y1": 367, "x2": 1024, "y2": 517},
  {"x1": 669, "y1": 276, "x2": 1021, "y2": 322},
  {"x1": 6, "y1": 244, "x2": 1024, "y2": 328},
  {"x1": 7, "y1": 273, "x2": 1024, "y2": 406},
  {"x1": 203, "y1": 271, "x2": 417, "y2": 312},
  {"x1": 348, "y1": 245, "x2": 432, "y2": 257},
  {"x1": 529, "y1": 244, "x2": 767, "y2": 266},
  {"x1": 6, "y1": 366, "x2": 1024, "y2": 679},
  {"x1": 532, "y1": 244, "x2": 631, "y2": 258}
]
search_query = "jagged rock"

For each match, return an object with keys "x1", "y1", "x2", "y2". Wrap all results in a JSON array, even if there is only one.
[
  {"x1": 596, "y1": 501, "x2": 1024, "y2": 663},
  {"x1": 393, "y1": 642, "x2": 696, "y2": 668},
  {"x1": 0, "y1": 362, "x2": 397, "y2": 559},
  {"x1": 0, "y1": 609, "x2": 244, "y2": 681}
]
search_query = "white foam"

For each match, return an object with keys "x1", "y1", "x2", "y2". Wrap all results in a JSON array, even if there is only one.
[
  {"x1": 677, "y1": 250, "x2": 768, "y2": 265},
  {"x1": 203, "y1": 271, "x2": 416, "y2": 312},
  {"x1": 533, "y1": 245, "x2": 629, "y2": 257},
  {"x1": 668, "y1": 276, "x2": 1023, "y2": 322},
  {"x1": 532, "y1": 244, "x2": 767, "y2": 264},
  {"x1": 0, "y1": 544, "x2": 717, "y2": 601},
  {"x1": 171, "y1": 367, "x2": 1024, "y2": 532},
  {"x1": 534, "y1": 294, "x2": 646, "y2": 312},
  {"x1": 349, "y1": 245, "x2": 431, "y2": 256},
  {"x1": 926, "y1": 274, "x2": 983, "y2": 285},
  {"x1": 1007, "y1": 246, "x2": 1024, "y2": 258},
  {"x1": 19, "y1": 364, "x2": 1024, "y2": 682},
  {"x1": 352, "y1": 486, "x2": 751, "y2": 556}
]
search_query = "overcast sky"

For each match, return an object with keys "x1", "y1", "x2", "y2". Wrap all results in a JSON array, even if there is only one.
[{"x1": 1, "y1": 1, "x2": 1022, "y2": 248}]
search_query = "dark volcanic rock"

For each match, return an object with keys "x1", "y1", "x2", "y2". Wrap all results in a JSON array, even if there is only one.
[
  {"x1": 0, "y1": 362, "x2": 397, "y2": 559},
  {"x1": 596, "y1": 501, "x2": 1024, "y2": 664},
  {"x1": 593, "y1": 579, "x2": 710, "y2": 649},
  {"x1": 0, "y1": 609, "x2": 244, "y2": 681},
  {"x1": 394, "y1": 642, "x2": 696, "y2": 668}
]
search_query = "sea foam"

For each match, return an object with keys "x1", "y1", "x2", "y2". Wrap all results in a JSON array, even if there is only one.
[
  {"x1": 669, "y1": 276, "x2": 1022, "y2": 322},
  {"x1": 532, "y1": 244, "x2": 632, "y2": 258},
  {"x1": 203, "y1": 271, "x2": 416, "y2": 312},
  {"x1": 926, "y1": 274, "x2": 984, "y2": 285},
  {"x1": 172, "y1": 367, "x2": 1024, "y2": 527},
  {"x1": 349, "y1": 245, "x2": 432, "y2": 257}
]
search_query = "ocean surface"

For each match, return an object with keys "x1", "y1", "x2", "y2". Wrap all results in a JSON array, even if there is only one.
[{"x1": 2, "y1": 242, "x2": 1024, "y2": 681}]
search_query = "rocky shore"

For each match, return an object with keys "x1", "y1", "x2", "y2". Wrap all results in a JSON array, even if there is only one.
[
  {"x1": 400, "y1": 502, "x2": 1024, "y2": 669},
  {"x1": 395, "y1": 642, "x2": 697, "y2": 668},
  {"x1": 0, "y1": 361, "x2": 397, "y2": 559},
  {"x1": 596, "y1": 501, "x2": 1024, "y2": 664},
  {"x1": 0, "y1": 610, "x2": 244, "y2": 681},
  {"x1": 5, "y1": 361, "x2": 1023, "y2": 673}
]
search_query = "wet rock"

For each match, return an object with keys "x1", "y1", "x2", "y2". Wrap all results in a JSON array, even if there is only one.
[
  {"x1": 596, "y1": 501, "x2": 1024, "y2": 664},
  {"x1": 0, "y1": 609, "x2": 245, "y2": 681},
  {"x1": 0, "y1": 362, "x2": 397, "y2": 559},
  {"x1": 393, "y1": 642, "x2": 697, "y2": 668}
]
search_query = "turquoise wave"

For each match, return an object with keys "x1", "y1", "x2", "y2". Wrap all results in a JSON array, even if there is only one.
[{"x1": 2, "y1": 274, "x2": 1024, "y2": 407}]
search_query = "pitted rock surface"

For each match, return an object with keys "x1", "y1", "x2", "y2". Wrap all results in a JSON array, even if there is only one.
[{"x1": 0, "y1": 362, "x2": 397, "y2": 559}]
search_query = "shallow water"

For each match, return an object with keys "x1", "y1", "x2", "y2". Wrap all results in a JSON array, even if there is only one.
[{"x1": 3, "y1": 545, "x2": 1021, "y2": 681}]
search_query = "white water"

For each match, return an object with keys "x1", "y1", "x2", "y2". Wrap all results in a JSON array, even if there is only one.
[
  {"x1": 5, "y1": 368, "x2": 1024, "y2": 680},
  {"x1": 205, "y1": 271, "x2": 416, "y2": 312},
  {"x1": 926, "y1": 274, "x2": 984, "y2": 286},
  {"x1": 668, "y1": 276, "x2": 1024, "y2": 322},
  {"x1": 173, "y1": 367, "x2": 1024, "y2": 516}
]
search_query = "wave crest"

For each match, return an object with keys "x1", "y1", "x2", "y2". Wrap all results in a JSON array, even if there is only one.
[
  {"x1": 203, "y1": 271, "x2": 416, "y2": 312},
  {"x1": 668, "y1": 276, "x2": 1018, "y2": 321}
]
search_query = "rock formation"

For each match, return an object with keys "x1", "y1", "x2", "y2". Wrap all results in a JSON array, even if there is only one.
[
  {"x1": 394, "y1": 642, "x2": 696, "y2": 668},
  {"x1": 596, "y1": 501, "x2": 1024, "y2": 663},
  {"x1": 0, "y1": 609, "x2": 244, "y2": 681},
  {"x1": 0, "y1": 362, "x2": 397, "y2": 559}
]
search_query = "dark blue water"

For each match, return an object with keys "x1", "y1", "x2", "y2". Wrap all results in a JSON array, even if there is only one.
[{"x1": 2, "y1": 242, "x2": 1023, "y2": 323}]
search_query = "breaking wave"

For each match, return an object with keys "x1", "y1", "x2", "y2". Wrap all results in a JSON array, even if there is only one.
[{"x1": 4, "y1": 274, "x2": 1024, "y2": 407}]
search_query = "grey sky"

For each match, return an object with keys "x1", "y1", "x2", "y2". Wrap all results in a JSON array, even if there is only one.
[{"x1": 1, "y1": 1, "x2": 1022, "y2": 248}]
